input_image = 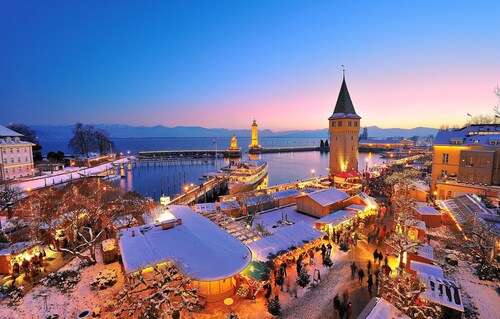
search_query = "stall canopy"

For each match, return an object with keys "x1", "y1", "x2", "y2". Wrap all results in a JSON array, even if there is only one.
[
  {"x1": 345, "y1": 204, "x2": 366, "y2": 212},
  {"x1": 272, "y1": 188, "x2": 301, "y2": 200},
  {"x1": 418, "y1": 273, "x2": 464, "y2": 312},
  {"x1": 241, "y1": 261, "x2": 269, "y2": 281},
  {"x1": 247, "y1": 222, "x2": 324, "y2": 261},
  {"x1": 315, "y1": 210, "x2": 357, "y2": 227},
  {"x1": 357, "y1": 297, "x2": 410, "y2": 319}
]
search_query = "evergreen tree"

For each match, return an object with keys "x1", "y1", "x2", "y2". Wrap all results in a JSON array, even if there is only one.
[
  {"x1": 267, "y1": 297, "x2": 282, "y2": 316},
  {"x1": 296, "y1": 267, "x2": 310, "y2": 288}
]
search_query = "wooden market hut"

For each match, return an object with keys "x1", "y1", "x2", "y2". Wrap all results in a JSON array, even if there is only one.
[
  {"x1": 271, "y1": 188, "x2": 301, "y2": 206},
  {"x1": 217, "y1": 200, "x2": 241, "y2": 217},
  {"x1": 314, "y1": 210, "x2": 358, "y2": 232},
  {"x1": 413, "y1": 206, "x2": 442, "y2": 227},
  {"x1": 119, "y1": 205, "x2": 251, "y2": 302},
  {"x1": 0, "y1": 241, "x2": 39, "y2": 274},
  {"x1": 296, "y1": 188, "x2": 349, "y2": 218}
]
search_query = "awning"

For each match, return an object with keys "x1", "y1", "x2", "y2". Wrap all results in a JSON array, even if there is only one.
[{"x1": 241, "y1": 261, "x2": 269, "y2": 281}]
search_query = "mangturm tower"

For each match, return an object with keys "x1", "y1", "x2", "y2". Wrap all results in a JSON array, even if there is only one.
[{"x1": 328, "y1": 71, "x2": 361, "y2": 176}]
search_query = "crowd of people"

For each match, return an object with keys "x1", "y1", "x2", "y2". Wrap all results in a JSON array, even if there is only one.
[{"x1": 11, "y1": 249, "x2": 46, "y2": 285}]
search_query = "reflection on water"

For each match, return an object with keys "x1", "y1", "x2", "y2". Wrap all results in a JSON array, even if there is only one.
[{"x1": 110, "y1": 152, "x2": 388, "y2": 201}]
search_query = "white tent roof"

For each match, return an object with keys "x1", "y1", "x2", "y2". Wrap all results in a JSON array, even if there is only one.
[
  {"x1": 410, "y1": 260, "x2": 443, "y2": 277},
  {"x1": 247, "y1": 221, "x2": 324, "y2": 261},
  {"x1": 358, "y1": 297, "x2": 410, "y2": 319},
  {"x1": 418, "y1": 273, "x2": 464, "y2": 312},
  {"x1": 301, "y1": 188, "x2": 349, "y2": 207},
  {"x1": 315, "y1": 210, "x2": 357, "y2": 226},
  {"x1": 119, "y1": 205, "x2": 251, "y2": 280}
]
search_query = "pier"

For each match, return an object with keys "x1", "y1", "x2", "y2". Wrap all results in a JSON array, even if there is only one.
[
  {"x1": 170, "y1": 177, "x2": 227, "y2": 206},
  {"x1": 137, "y1": 149, "x2": 240, "y2": 160},
  {"x1": 249, "y1": 146, "x2": 329, "y2": 154}
]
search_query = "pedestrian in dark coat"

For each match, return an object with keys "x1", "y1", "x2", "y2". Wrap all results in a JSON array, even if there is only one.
[
  {"x1": 358, "y1": 268, "x2": 365, "y2": 284},
  {"x1": 333, "y1": 293, "x2": 340, "y2": 316},
  {"x1": 373, "y1": 249, "x2": 378, "y2": 263},
  {"x1": 367, "y1": 260, "x2": 372, "y2": 275},
  {"x1": 367, "y1": 274, "x2": 374, "y2": 296},
  {"x1": 378, "y1": 252, "x2": 383, "y2": 266},
  {"x1": 346, "y1": 301, "x2": 353, "y2": 319},
  {"x1": 350, "y1": 262, "x2": 357, "y2": 280}
]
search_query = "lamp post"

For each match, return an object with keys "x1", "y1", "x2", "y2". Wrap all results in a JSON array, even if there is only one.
[{"x1": 311, "y1": 169, "x2": 315, "y2": 178}]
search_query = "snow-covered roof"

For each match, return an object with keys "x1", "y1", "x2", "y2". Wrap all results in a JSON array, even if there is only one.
[
  {"x1": 0, "y1": 241, "x2": 37, "y2": 256},
  {"x1": 412, "y1": 181, "x2": 430, "y2": 193},
  {"x1": 300, "y1": 188, "x2": 349, "y2": 207},
  {"x1": 357, "y1": 192, "x2": 378, "y2": 207},
  {"x1": 119, "y1": 205, "x2": 251, "y2": 280},
  {"x1": 252, "y1": 206, "x2": 317, "y2": 234},
  {"x1": 0, "y1": 124, "x2": 23, "y2": 137},
  {"x1": 218, "y1": 200, "x2": 241, "y2": 211},
  {"x1": 357, "y1": 297, "x2": 410, "y2": 319},
  {"x1": 315, "y1": 210, "x2": 357, "y2": 227},
  {"x1": 413, "y1": 244, "x2": 434, "y2": 261},
  {"x1": 438, "y1": 194, "x2": 500, "y2": 237},
  {"x1": 414, "y1": 206, "x2": 441, "y2": 216},
  {"x1": 404, "y1": 219, "x2": 426, "y2": 231},
  {"x1": 194, "y1": 203, "x2": 217, "y2": 213},
  {"x1": 419, "y1": 273, "x2": 464, "y2": 312},
  {"x1": 410, "y1": 261, "x2": 443, "y2": 277},
  {"x1": 246, "y1": 194, "x2": 275, "y2": 206},
  {"x1": 272, "y1": 188, "x2": 301, "y2": 200},
  {"x1": 247, "y1": 221, "x2": 323, "y2": 261},
  {"x1": 433, "y1": 124, "x2": 500, "y2": 147},
  {"x1": 346, "y1": 204, "x2": 367, "y2": 212}
]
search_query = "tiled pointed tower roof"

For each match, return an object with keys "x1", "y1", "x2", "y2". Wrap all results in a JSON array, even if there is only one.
[{"x1": 328, "y1": 74, "x2": 361, "y2": 119}]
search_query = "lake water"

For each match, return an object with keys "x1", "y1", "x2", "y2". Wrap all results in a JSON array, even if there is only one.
[{"x1": 40, "y1": 137, "x2": 388, "y2": 200}]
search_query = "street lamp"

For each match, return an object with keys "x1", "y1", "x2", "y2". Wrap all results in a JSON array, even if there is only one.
[{"x1": 311, "y1": 169, "x2": 315, "y2": 177}]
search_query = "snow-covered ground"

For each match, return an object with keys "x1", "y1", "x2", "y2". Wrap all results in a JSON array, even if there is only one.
[
  {"x1": 0, "y1": 249, "x2": 125, "y2": 318},
  {"x1": 11, "y1": 157, "x2": 131, "y2": 191}
]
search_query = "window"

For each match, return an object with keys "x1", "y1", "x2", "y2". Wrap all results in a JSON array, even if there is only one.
[
  {"x1": 351, "y1": 136, "x2": 353, "y2": 140},
  {"x1": 338, "y1": 121, "x2": 342, "y2": 127},
  {"x1": 354, "y1": 121, "x2": 358, "y2": 127},
  {"x1": 16, "y1": 148, "x2": 19, "y2": 153},
  {"x1": 442, "y1": 153, "x2": 449, "y2": 164},
  {"x1": 348, "y1": 121, "x2": 352, "y2": 127},
  {"x1": 332, "y1": 122, "x2": 336, "y2": 127},
  {"x1": 17, "y1": 157, "x2": 21, "y2": 163}
]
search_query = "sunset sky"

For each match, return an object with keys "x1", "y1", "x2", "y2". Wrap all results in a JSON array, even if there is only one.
[{"x1": 1, "y1": 1, "x2": 499, "y2": 131}]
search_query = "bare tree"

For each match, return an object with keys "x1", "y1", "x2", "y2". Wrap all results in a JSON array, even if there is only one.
[
  {"x1": 95, "y1": 129, "x2": 115, "y2": 156},
  {"x1": 493, "y1": 86, "x2": 500, "y2": 119},
  {"x1": 468, "y1": 114, "x2": 496, "y2": 125},
  {"x1": 380, "y1": 271, "x2": 441, "y2": 318},
  {"x1": 0, "y1": 185, "x2": 22, "y2": 211},
  {"x1": 113, "y1": 262, "x2": 199, "y2": 318},
  {"x1": 68, "y1": 122, "x2": 96, "y2": 158},
  {"x1": 385, "y1": 169, "x2": 421, "y2": 268}
]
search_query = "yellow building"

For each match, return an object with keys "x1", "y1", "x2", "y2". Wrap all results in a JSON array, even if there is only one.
[
  {"x1": 431, "y1": 124, "x2": 500, "y2": 202},
  {"x1": 0, "y1": 125, "x2": 35, "y2": 181},
  {"x1": 328, "y1": 74, "x2": 361, "y2": 175}
]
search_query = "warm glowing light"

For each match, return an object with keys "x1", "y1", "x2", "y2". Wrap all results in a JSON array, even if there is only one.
[
  {"x1": 26, "y1": 187, "x2": 31, "y2": 192},
  {"x1": 184, "y1": 186, "x2": 189, "y2": 192},
  {"x1": 157, "y1": 210, "x2": 176, "y2": 222}
]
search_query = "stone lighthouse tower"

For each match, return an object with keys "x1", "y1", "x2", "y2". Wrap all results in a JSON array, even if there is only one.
[
  {"x1": 328, "y1": 72, "x2": 361, "y2": 176},
  {"x1": 249, "y1": 119, "x2": 261, "y2": 150}
]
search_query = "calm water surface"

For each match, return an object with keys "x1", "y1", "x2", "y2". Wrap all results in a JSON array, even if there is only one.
[{"x1": 41, "y1": 137, "x2": 388, "y2": 200}]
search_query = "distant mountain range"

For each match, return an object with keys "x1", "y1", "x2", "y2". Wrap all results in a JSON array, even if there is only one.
[{"x1": 29, "y1": 124, "x2": 438, "y2": 140}]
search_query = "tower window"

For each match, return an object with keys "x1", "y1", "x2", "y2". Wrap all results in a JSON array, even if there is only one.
[
  {"x1": 348, "y1": 121, "x2": 352, "y2": 127},
  {"x1": 354, "y1": 121, "x2": 358, "y2": 127},
  {"x1": 338, "y1": 121, "x2": 342, "y2": 127},
  {"x1": 332, "y1": 122, "x2": 336, "y2": 127}
]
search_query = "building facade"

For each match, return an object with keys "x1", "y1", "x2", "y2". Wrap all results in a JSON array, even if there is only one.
[
  {"x1": 0, "y1": 125, "x2": 35, "y2": 181},
  {"x1": 431, "y1": 124, "x2": 500, "y2": 202},
  {"x1": 328, "y1": 75, "x2": 361, "y2": 175}
]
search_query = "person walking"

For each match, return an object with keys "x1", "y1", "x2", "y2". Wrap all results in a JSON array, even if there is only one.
[
  {"x1": 367, "y1": 274, "x2": 374, "y2": 297},
  {"x1": 378, "y1": 252, "x2": 383, "y2": 266},
  {"x1": 367, "y1": 260, "x2": 372, "y2": 275},
  {"x1": 373, "y1": 249, "x2": 379, "y2": 263},
  {"x1": 358, "y1": 268, "x2": 365, "y2": 284},
  {"x1": 333, "y1": 293, "x2": 341, "y2": 318},
  {"x1": 350, "y1": 262, "x2": 357, "y2": 280},
  {"x1": 346, "y1": 301, "x2": 353, "y2": 319}
]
